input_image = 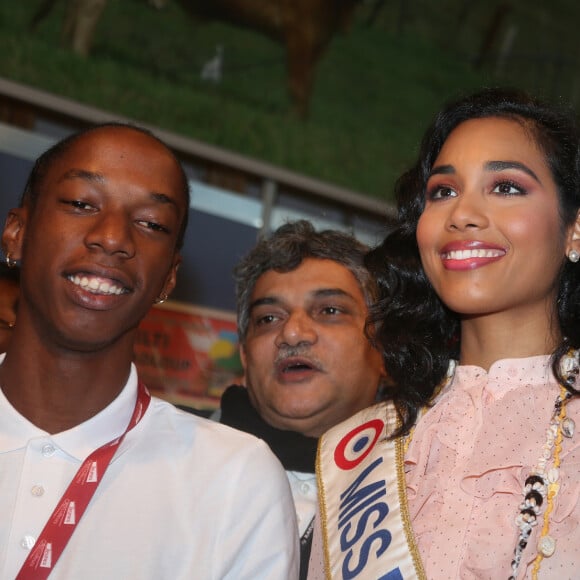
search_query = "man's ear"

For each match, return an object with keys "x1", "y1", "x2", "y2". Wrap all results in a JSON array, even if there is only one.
[
  {"x1": 2, "y1": 208, "x2": 27, "y2": 262},
  {"x1": 158, "y1": 254, "x2": 182, "y2": 301},
  {"x1": 239, "y1": 343, "x2": 247, "y2": 371},
  {"x1": 239, "y1": 344, "x2": 248, "y2": 387}
]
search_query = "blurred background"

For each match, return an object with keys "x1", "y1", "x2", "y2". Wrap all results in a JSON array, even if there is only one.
[
  {"x1": 0, "y1": 0, "x2": 577, "y2": 406},
  {"x1": 1, "y1": 0, "x2": 578, "y2": 201}
]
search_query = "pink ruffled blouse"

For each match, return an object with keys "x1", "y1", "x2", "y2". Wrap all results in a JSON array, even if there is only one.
[{"x1": 405, "y1": 355, "x2": 580, "y2": 579}]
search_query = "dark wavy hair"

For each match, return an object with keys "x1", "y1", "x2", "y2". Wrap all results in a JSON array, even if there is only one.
[
  {"x1": 366, "y1": 87, "x2": 580, "y2": 436},
  {"x1": 234, "y1": 220, "x2": 377, "y2": 341},
  {"x1": 20, "y1": 122, "x2": 191, "y2": 250}
]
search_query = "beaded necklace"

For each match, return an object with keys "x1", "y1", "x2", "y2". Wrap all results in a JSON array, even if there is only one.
[
  {"x1": 404, "y1": 350, "x2": 579, "y2": 580},
  {"x1": 509, "y1": 349, "x2": 578, "y2": 580}
]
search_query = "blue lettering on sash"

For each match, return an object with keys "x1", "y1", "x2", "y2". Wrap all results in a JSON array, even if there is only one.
[
  {"x1": 378, "y1": 569, "x2": 404, "y2": 580},
  {"x1": 341, "y1": 515, "x2": 390, "y2": 578},
  {"x1": 338, "y1": 457, "x2": 385, "y2": 528},
  {"x1": 336, "y1": 456, "x2": 404, "y2": 579},
  {"x1": 340, "y1": 502, "x2": 389, "y2": 551}
]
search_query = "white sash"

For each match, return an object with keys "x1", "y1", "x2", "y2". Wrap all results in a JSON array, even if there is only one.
[{"x1": 316, "y1": 403, "x2": 425, "y2": 580}]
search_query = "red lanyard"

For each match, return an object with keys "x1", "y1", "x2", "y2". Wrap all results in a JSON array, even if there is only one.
[{"x1": 16, "y1": 382, "x2": 151, "y2": 580}]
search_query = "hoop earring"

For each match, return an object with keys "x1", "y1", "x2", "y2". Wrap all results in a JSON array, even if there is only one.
[
  {"x1": 568, "y1": 249, "x2": 580, "y2": 263},
  {"x1": 154, "y1": 293, "x2": 168, "y2": 305},
  {"x1": 5, "y1": 253, "x2": 16, "y2": 269}
]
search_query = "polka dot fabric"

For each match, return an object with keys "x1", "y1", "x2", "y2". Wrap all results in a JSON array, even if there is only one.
[{"x1": 405, "y1": 355, "x2": 580, "y2": 579}]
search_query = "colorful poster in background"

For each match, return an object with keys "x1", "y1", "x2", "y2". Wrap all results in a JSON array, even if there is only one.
[{"x1": 133, "y1": 300, "x2": 242, "y2": 411}]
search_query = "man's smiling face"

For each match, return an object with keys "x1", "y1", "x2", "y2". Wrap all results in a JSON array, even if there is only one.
[{"x1": 8, "y1": 126, "x2": 187, "y2": 352}]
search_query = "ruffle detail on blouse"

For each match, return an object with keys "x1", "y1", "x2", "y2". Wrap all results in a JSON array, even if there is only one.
[{"x1": 404, "y1": 355, "x2": 580, "y2": 579}]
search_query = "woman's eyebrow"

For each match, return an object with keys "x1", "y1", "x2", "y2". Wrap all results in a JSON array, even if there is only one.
[
  {"x1": 485, "y1": 160, "x2": 541, "y2": 184},
  {"x1": 429, "y1": 164, "x2": 454, "y2": 177},
  {"x1": 429, "y1": 160, "x2": 542, "y2": 185}
]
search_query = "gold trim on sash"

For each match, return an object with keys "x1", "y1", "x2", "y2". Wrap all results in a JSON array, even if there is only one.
[
  {"x1": 316, "y1": 403, "x2": 425, "y2": 580},
  {"x1": 316, "y1": 439, "x2": 332, "y2": 580},
  {"x1": 394, "y1": 431, "x2": 425, "y2": 579}
]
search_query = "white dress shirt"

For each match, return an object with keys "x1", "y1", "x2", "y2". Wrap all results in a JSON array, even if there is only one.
[
  {"x1": 287, "y1": 471, "x2": 317, "y2": 538},
  {"x1": 0, "y1": 362, "x2": 299, "y2": 579}
]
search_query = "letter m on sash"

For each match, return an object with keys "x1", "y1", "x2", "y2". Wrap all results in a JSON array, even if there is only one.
[{"x1": 338, "y1": 458, "x2": 386, "y2": 529}]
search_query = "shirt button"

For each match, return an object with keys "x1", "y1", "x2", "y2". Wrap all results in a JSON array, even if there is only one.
[
  {"x1": 42, "y1": 444, "x2": 56, "y2": 457},
  {"x1": 300, "y1": 482, "x2": 311, "y2": 494},
  {"x1": 31, "y1": 485, "x2": 45, "y2": 497},
  {"x1": 21, "y1": 535, "x2": 36, "y2": 550}
]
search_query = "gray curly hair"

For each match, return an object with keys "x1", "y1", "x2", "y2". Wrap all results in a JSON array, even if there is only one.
[{"x1": 234, "y1": 220, "x2": 378, "y2": 341}]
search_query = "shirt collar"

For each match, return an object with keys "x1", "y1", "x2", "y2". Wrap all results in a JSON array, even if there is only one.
[{"x1": 0, "y1": 360, "x2": 139, "y2": 459}]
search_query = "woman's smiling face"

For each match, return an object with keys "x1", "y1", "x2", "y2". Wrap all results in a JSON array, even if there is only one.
[{"x1": 416, "y1": 116, "x2": 570, "y2": 319}]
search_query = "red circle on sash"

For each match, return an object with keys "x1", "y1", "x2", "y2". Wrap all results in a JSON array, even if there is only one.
[{"x1": 334, "y1": 419, "x2": 384, "y2": 470}]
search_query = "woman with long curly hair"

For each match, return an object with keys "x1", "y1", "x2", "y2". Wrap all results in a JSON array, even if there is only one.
[{"x1": 310, "y1": 88, "x2": 580, "y2": 579}]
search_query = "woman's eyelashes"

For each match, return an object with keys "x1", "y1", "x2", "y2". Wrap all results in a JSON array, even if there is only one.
[
  {"x1": 491, "y1": 180, "x2": 527, "y2": 196},
  {"x1": 425, "y1": 184, "x2": 457, "y2": 201},
  {"x1": 425, "y1": 178, "x2": 528, "y2": 201}
]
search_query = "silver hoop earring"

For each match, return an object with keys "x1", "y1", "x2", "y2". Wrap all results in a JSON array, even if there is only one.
[
  {"x1": 568, "y1": 249, "x2": 580, "y2": 263},
  {"x1": 5, "y1": 253, "x2": 16, "y2": 269}
]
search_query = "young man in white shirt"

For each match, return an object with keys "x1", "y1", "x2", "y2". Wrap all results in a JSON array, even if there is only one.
[{"x1": 0, "y1": 123, "x2": 298, "y2": 579}]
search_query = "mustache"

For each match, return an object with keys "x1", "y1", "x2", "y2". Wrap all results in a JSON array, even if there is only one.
[{"x1": 275, "y1": 345, "x2": 323, "y2": 369}]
